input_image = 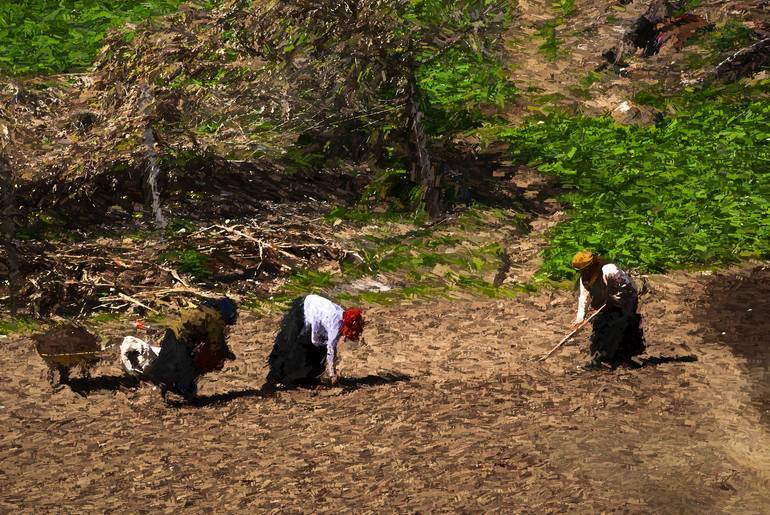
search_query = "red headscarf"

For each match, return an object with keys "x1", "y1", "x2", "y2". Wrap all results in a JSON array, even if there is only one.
[{"x1": 341, "y1": 308, "x2": 364, "y2": 340}]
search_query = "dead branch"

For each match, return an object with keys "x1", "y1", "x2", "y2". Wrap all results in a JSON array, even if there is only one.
[{"x1": 710, "y1": 36, "x2": 770, "y2": 82}]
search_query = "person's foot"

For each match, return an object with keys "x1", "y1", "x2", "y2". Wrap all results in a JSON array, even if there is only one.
[
  {"x1": 261, "y1": 381, "x2": 278, "y2": 395},
  {"x1": 582, "y1": 359, "x2": 603, "y2": 370}
]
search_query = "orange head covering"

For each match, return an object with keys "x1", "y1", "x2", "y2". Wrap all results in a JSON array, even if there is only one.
[
  {"x1": 341, "y1": 308, "x2": 364, "y2": 341},
  {"x1": 571, "y1": 251, "x2": 599, "y2": 271},
  {"x1": 571, "y1": 251, "x2": 604, "y2": 286}
]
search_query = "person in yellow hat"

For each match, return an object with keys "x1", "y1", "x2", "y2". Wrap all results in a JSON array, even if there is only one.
[{"x1": 571, "y1": 251, "x2": 645, "y2": 369}]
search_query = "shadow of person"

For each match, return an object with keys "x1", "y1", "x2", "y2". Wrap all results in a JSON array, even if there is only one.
[
  {"x1": 67, "y1": 374, "x2": 140, "y2": 396},
  {"x1": 639, "y1": 355, "x2": 698, "y2": 367},
  {"x1": 173, "y1": 372, "x2": 413, "y2": 407},
  {"x1": 268, "y1": 371, "x2": 412, "y2": 392},
  {"x1": 181, "y1": 388, "x2": 267, "y2": 407},
  {"x1": 337, "y1": 372, "x2": 412, "y2": 391}
]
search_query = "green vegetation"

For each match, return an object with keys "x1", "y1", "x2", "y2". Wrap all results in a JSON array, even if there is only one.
[
  {"x1": 282, "y1": 270, "x2": 334, "y2": 296},
  {"x1": 417, "y1": 47, "x2": 517, "y2": 135},
  {"x1": 537, "y1": 21, "x2": 562, "y2": 61},
  {"x1": 0, "y1": 317, "x2": 40, "y2": 336},
  {"x1": 535, "y1": 0, "x2": 578, "y2": 62},
  {"x1": 406, "y1": 0, "x2": 518, "y2": 136},
  {"x1": 500, "y1": 84, "x2": 770, "y2": 279},
  {"x1": 568, "y1": 72, "x2": 602, "y2": 101},
  {"x1": 682, "y1": 20, "x2": 756, "y2": 66},
  {"x1": 0, "y1": 0, "x2": 212, "y2": 75},
  {"x1": 552, "y1": 0, "x2": 576, "y2": 18},
  {"x1": 16, "y1": 210, "x2": 68, "y2": 241},
  {"x1": 705, "y1": 20, "x2": 755, "y2": 53},
  {"x1": 159, "y1": 249, "x2": 212, "y2": 280}
]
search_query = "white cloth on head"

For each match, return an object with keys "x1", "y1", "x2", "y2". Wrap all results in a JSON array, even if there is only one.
[
  {"x1": 303, "y1": 294, "x2": 344, "y2": 379},
  {"x1": 120, "y1": 336, "x2": 160, "y2": 375},
  {"x1": 575, "y1": 263, "x2": 639, "y2": 323}
]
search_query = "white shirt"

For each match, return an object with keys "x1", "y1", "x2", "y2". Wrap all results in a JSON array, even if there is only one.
[
  {"x1": 303, "y1": 294, "x2": 344, "y2": 379},
  {"x1": 120, "y1": 336, "x2": 161, "y2": 375},
  {"x1": 575, "y1": 264, "x2": 639, "y2": 323}
]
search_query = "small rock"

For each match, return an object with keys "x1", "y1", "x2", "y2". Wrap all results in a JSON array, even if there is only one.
[{"x1": 611, "y1": 101, "x2": 662, "y2": 126}]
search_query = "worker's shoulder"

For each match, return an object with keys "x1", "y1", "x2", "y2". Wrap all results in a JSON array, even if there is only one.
[
  {"x1": 602, "y1": 263, "x2": 636, "y2": 285},
  {"x1": 178, "y1": 305, "x2": 222, "y2": 325},
  {"x1": 601, "y1": 263, "x2": 621, "y2": 275},
  {"x1": 601, "y1": 263, "x2": 632, "y2": 279},
  {"x1": 304, "y1": 294, "x2": 343, "y2": 320},
  {"x1": 304, "y1": 294, "x2": 338, "y2": 310}
]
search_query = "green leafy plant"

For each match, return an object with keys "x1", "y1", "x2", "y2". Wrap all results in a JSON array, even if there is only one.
[
  {"x1": 0, "y1": 0, "x2": 210, "y2": 75},
  {"x1": 159, "y1": 249, "x2": 212, "y2": 279},
  {"x1": 0, "y1": 317, "x2": 40, "y2": 336},
  {"x1": 503, "y1": 85, "x2": 770, "y2": 279}
]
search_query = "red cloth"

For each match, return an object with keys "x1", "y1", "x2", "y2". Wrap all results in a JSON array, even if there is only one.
[
  {"x1": 193, "y1": 343, "x2": 227, "y2": 374},
  {"x1": 341, "y1": 308, "x2": 364, "y2": 340}
]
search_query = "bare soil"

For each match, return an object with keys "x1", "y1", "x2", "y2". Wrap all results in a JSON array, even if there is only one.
[
  {"x1": 2, "y1": 264, "x2": 770, "y2": 513},
  {"x1": 4, "y1": 1, "x2": 770, "y2": 512}
]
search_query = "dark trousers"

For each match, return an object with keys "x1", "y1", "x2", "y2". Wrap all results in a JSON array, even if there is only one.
[
  {"x1": 266, "y1": 297, "x2": 327, "y2": 387},
  {"x1": 143, "y1": 329, "x2": 198, "y2": 399},
  {"x1": 590, "y1": 307, "x2": 645, "y2": 365}
]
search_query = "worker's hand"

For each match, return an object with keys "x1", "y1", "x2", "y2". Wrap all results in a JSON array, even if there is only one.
[
  {"x1": 571, "y1": 318, "x2": 584, "y2": 329},
  {"x1": 330, "y1": 375, "x2": 339, "y2": 387}
]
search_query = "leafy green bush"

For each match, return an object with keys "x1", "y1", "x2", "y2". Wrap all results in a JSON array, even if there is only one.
[
  {"x1": 417, "y1": 46, "x2": 517, "y2": 135},
  {"x1": 502, "y1": 88, "x2": 770, "y2": 279},
  {"x1": 706, "y1": 20, "x2": 755, "y2": 53},
  {"x1": 0, "y1": 0, "x2": 198, "y2": 75}
]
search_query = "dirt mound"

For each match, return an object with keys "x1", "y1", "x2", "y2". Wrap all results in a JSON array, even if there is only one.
[{"x1": 504, "y1": 0, "x2": 770, "y2": 121}]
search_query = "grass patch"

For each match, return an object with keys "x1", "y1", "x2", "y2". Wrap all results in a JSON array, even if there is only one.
[
  {"x1": 282, "y1": 270, "x2": 335, "y2": 296},
  {"x1": 325, "y1": 205, "x2": 428, "y2": 225},
  {"x1": 503, "y1": 84, "x2": 770, "y2": 279},
  {"x1": 568, "y1": 71, "x2": 602, "y2": 100},
  {"x1": 552, "y1": 0, "x2": 576, "y2": 17},
  {"x1": 159, "y1": 249, "x2": 212, "y2": 280},
  {"x1": 0, "y1": 1, "x2": 216, "y2": 75},
  {"x1": 0, "y1": 317, "x2": 40, "y2": 336},
  {"x1": 16, "y1": 210, "x2": 69, "y2": 241},
  {"x1": 706, "y1": 20, "x2": 755, "y2": 53},
  {"x1": 536, "y1": 21, "x2": 562, "y2": 61}
]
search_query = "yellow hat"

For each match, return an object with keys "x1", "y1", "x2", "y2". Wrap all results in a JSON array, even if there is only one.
[{"x1": 571, "y1": 251, "x2": 597, "y2": 271}]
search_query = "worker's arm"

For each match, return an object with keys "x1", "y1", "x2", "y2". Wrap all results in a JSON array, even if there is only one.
[
  {"x1": 574, "y1": 280, "x2": 589, "y2": 324},
  {"x1": 326, "y1": 333, "x2": 340, "y2": 385}
]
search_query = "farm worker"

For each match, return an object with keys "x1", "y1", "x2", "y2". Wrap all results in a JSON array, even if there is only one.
[
  {"x1": 120, "y1": 297, "x2": 238, "y2": 401},
  {"x1": 167, "y1": 297, "x2": 238, "y2": 374},
  {"x1": 266, "y1": 294, "x2": 364, "y2": 388},
  {"x1": 571, "y1": 251, "x2": 645, "y2": 369}
]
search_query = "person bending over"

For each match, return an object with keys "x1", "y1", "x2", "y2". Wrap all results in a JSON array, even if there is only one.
[
  {"x1": 266, "y1": 294, "x2": 364, "y2": 388},
  {"x1": 571, "y1": 251, "x2": 645, "y2": 369},
  {"x1": 121, "y1": 297, "x2": 238, "y2": 401}
]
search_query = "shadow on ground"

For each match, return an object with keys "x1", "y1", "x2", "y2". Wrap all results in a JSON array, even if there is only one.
[
  {"x1": 640, "y1": 355, "x2": 698, "y2": 367},
  {"x1": 702, "y1": 266, "x2": 770, "y2": 427},
  {"x1": 338, "y1": 372, "x2": 412, "y2": 391},
  {"x1": 175, "y1": 372, "x2": 412, "y2": 408},
  {"x1": 67, "y1": 374, "x2": 140, "y2": 396}
]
